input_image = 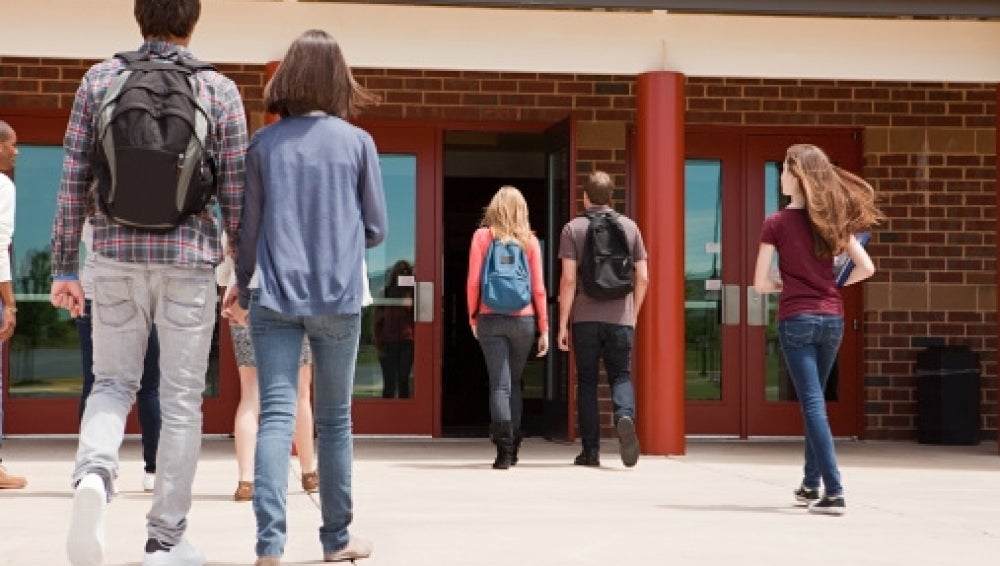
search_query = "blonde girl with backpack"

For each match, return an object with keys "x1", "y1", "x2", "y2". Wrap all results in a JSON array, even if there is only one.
[{"x1": 466, "y1": 186, "x2": 549, "y2": 469}]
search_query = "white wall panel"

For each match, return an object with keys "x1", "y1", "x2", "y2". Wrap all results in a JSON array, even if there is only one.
[{"x1": 1, "y1": 0, "x2": 998, "y2": 81}]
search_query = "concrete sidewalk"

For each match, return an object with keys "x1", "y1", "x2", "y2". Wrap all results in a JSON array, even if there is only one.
[{"x1": 1, "y1": 436, "x2": 999, "y2": 565}]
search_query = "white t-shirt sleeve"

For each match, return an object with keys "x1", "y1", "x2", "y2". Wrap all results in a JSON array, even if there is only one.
[{"x1": 0, "y1": 173, "x2": 15, "y2": 283}]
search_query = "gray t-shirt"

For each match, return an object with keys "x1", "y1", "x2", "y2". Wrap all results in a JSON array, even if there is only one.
[{"x1": 558, "y1": 206, "x2": 647, "y2": 326}]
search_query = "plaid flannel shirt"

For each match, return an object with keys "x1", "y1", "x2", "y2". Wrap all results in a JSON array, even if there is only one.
[{"x1": 50, "y1": 41, "x2": 247, "y2": 277}]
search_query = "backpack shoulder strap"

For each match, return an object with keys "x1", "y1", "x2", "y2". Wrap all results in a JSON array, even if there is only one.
[
  {"x1": 113, "y1": 51, "x2": 146, "y2": 65},
  {"x1": 176, "y1": 56, "x2": 217, "y2": 73}
]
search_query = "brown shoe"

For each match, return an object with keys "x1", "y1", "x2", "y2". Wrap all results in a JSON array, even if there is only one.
[
  {"x1": 301, "y1": 471, "x2": 319, "y2": 493},
  {"x1": 324, "y1": 536, "x2": 373, "y2": 562},
  {"x1": 255, "y1": 556, "x2": 281, "y2": 566},
  {"x1": 0, "y1": 464, "x2": 27, "y2": 489},
  {"x1": 234, "y1": 481, "x2": 253, "y2": 502}
]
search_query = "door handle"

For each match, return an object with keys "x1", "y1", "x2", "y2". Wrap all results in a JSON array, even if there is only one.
[
  {"x1": 721, "y1": 284, "x2": 740, "y2": 325},
  {"x1": 747, "y1": 286, "x2": 767, "y2": 327},
  {"x1": 414, "y1": 281, "x2": 434, "y2": 323}
]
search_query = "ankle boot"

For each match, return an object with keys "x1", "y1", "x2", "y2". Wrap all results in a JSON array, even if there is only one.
[
  {"x1": 491, "y1": 421, "x2": 514, "y2": 470},
  {"x1": 511, "y1": 430, "x2": 523, "y2": 466}
]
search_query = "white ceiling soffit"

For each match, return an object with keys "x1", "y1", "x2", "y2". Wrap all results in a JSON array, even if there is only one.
[{"x1": 2, "y1": 0, "x2": 999, "y2": 82}]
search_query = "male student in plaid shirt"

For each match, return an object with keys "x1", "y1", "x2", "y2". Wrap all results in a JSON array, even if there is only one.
[{"x1": 49, "y1": 2, "x2": 246, "y2": 565}]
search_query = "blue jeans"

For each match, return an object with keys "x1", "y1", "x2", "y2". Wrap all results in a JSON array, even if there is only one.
[
  {"x1": 77, "y1": 299, "x2": 161, "y2": 473},
  {"x1": 476, "y1": 315, "x2": 535, "y2": 428},
  {"x1": 572, "y1": 322, "x2": 636, "y2": 452},
  {"x1": 74, "y1": 255, "x2": 216, "y2": 545},
  {"x1": 250, "y1": 299, "x2": 360, "y2": 558},
  {"x1": 778, "y1": 314, "x2": 844, "y2": 496}
]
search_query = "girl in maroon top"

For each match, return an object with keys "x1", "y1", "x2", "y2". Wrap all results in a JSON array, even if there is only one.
[{"x1": 753, "y1": 144, "x2": 882, "y2": 516}]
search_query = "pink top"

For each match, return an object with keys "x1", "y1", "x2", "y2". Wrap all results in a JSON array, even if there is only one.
[{"x1": 466, "y1": 227, "x2": 548, "y2": 333}]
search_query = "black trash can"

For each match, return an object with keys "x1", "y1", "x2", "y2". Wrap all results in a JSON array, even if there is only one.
[{"x1": 916, "y1": 345, "x2": 981, "y2": 445}]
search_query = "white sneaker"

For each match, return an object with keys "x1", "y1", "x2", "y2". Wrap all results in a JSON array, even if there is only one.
[
  {"x1": 67, "y1": 473, "x2": 108, "y2": 566},
  {"x1": 142, "y1": 472, "x2": 156, "y2": 492},
  {"x1": 142, "y1": 537, "x2": 206, "y2": 566}
]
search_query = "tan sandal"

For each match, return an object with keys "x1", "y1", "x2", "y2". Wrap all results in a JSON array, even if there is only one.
[
  {"x1": 234, "y1": 481, "x2": 253, "y2": 502},
  {"x1": 301, "y1": 471, "x2": 318, "y2": 493}
]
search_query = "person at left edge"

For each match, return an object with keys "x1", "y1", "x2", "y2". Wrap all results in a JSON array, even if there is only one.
[
  {"x1": 49, "y1": 1, "x2": 247, "y2": 564},
  {"x1": 0, "y1": 119, "x2": 26, "y2": 490}
]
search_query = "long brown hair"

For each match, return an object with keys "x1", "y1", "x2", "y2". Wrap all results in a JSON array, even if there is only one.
[
  {"x1": 264, "y1": 29, "x2": 379, "y2": 119},
  {"x1": 785, "y1": 144, "x2": 884, "y2": 257},
  {"x1": 480, "y1": 185, "x2": 533, "y2": 250}
]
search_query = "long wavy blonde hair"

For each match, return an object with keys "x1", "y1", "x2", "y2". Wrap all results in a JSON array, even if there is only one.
[
  {"x1": 480, "y1": 185, "x2": 533, "y2": 250},
  {"x1": 785, "y1": 144, "x2": 885, "y2": 258}
]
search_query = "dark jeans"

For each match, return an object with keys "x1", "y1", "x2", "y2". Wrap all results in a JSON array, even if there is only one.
[
  {"x1": 77, "y1": 298, "x2": 162, "y2": 473},
  {"x1": 379, "y1": 340, "x2": 414, "y2": 398},
  {"x1": 778, "y1": 314, "x2": 844, "y2": 495},
  {"x1": 476, "y1": 315, "x2": 535, "y2": 429},
  {"x1": 573, "y1": 322, "x2": 636, "y2": 452}
]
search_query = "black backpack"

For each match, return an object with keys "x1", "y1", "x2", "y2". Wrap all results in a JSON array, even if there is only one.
[
  {"x1": 579, "y1": 210, "x2": 635, "y2": 300},
  {"x1": 90, "y1": 51, "x2": 218, "y2": 232}
]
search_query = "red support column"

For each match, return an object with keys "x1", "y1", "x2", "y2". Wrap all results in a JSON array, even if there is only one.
[
  {"x1": 635, "y1": 71, "x2": 686, "y2": 455},
  {"x1": 995, "y1": 84, "x2": 999, "y2": 456}
]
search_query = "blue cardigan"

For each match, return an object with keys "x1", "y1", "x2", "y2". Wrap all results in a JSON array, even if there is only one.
[{"x1": 236, "y1": 114, "x2": 387, "y2": 315}]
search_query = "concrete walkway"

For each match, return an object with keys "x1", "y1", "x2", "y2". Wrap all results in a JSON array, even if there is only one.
[{"x1": 1, "y1": 436, "x2": 998, "y2": 565}]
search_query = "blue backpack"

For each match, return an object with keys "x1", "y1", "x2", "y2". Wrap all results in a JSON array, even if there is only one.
[{"x1": 480, "y1": 238, "x2": 532, "y2": 314}]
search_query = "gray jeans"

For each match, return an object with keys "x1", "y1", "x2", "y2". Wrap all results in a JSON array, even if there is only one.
[
  {"x1": 476, "y1": 314, "x2": 535, "y2": 428},
  {"x1": 72, "y1": 255, "x2": 217, "y2": 545}
]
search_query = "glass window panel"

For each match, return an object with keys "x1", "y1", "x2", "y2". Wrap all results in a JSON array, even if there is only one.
[
  {"x1": 9, "y1": 146, "x2": 81, "y2": 399},
  {"x1": 684, "y1": 159, "x2": 722, "y2": 401},
  {"x1": 8, "y1": 146, "x2": 223, "y2": 400},
  {"x1": 358, "y1": 154, "x2": 416, "y2": 399},
  {"x1": 762, "y1": 161, "x2": 838, "y2": 402}
]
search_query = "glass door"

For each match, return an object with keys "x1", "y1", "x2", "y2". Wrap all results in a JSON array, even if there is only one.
[
  {"x1": 684, "y1": 128, "x2": 863, "y2": 438},
  {"x1": 1, "y1": 110, "x2": 236, "y2": 434},
  {"x1": 683, "y1": 133, "x2": 742, "y2": 434},
  {"x1": 352, "y1": 125, "x2": 437, "y2": 435}
]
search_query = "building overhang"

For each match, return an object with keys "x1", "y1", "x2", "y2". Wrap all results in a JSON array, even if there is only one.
[
  {"x1": 2, "y1": 0, "x2": 999, "y2": 81},
  {"x1": 310, "y1": 0, "x2": 1000, "y2": 19}
]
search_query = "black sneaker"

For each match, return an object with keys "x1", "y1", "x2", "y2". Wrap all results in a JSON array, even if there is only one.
[
  {"x1": 616, "y1": 416, "x2": 640, "y2": 468},
  {"x1": 808, "y1": 494, "x2": 846, "y2": 516},
  {"x1": 793, "y1": 484, "x2": 820, "y2": 506},
  {"x1": 573, "y1": 449, "x2": 599, "y2": 467}
]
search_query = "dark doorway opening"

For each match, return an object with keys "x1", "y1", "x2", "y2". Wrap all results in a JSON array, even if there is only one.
[{"x1": 440, "y1": 130, "x2": 564, "y2": 438}]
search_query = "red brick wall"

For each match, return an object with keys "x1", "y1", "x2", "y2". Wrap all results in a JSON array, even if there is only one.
[{"x1": 2, "y1": 57, "x2": 996, "y2": 441}]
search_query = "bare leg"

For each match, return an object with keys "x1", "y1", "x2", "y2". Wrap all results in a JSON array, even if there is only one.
[
  {"x1": 234, "y1": 365, "x2": 259, "y2": 483},
  {"x1": 293, "y1": 364, "x2": 316, "y2": 475}
]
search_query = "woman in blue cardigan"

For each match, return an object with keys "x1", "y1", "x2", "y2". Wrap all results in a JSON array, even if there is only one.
[{"x1": 224, "y1": 29, "x2": 387, "y2": 566}]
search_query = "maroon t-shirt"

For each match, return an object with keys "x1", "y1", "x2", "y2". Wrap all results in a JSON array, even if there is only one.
[{"x1": 759, "y1": 208, "x2": 842, "y2": 321}]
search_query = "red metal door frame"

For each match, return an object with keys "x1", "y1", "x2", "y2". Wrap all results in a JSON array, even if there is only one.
[{"x1": 0, "y1": 108, "x2": 238, "y2": 434}]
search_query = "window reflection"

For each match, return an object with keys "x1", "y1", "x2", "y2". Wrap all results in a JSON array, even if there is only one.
[
  {"x1": 357, "y1": 154, "x2": 416, "y2": 399},
  {"x1": 684, "y1": 159, "x2": 722, "y2": 401},
  {"x1": 9, "y1": 146, "x2": 80, "y2": 399}
]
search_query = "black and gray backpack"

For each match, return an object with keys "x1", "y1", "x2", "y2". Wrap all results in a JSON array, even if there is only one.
[
  {"x1": 578, "y1": 210, "x2": 635, "y2": 300},
  {"x1": 90, "y1": 51, "x2": 218, "y2": 232}
]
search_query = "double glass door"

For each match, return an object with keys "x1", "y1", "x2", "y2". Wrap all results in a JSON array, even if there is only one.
[
  {"x1": 684, "y1": 128, "x2": 864, "y2": 438},
  {"x1": 0, "y1": 115, "x2": 442, "y2": 436}
]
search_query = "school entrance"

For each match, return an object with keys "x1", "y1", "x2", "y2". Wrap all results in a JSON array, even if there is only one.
[
  {"x1": 358, "y1": 119, "x2": 575, "y2": 439},
  {"x1": 2, "y1": 112, "x2": 865, "y2": 441}
]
